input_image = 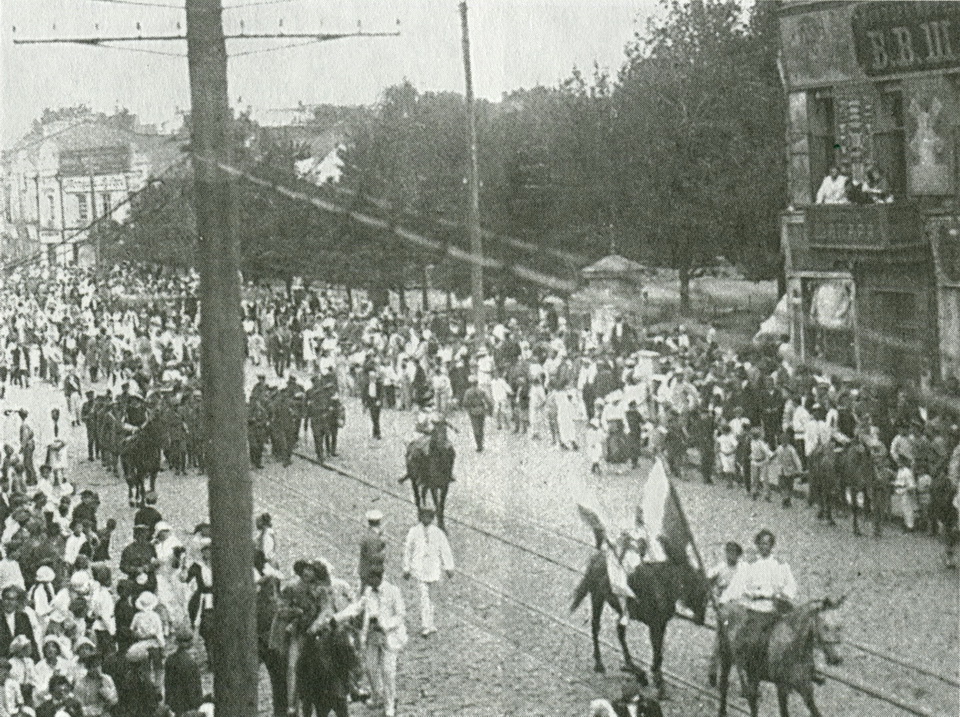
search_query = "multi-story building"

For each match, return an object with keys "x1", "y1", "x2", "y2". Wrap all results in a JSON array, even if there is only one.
[
  {"x1": 1, "y1": 112, "x2": 182, "y2": 266},
  {"x1": 778, "y1": 1, "x2": 959, "y2": 384}
]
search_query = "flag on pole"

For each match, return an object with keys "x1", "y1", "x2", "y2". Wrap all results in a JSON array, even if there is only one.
[{"x1": 640, "y1": 458, "x2": 699, "y2": 569}]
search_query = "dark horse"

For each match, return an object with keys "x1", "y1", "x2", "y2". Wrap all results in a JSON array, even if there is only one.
[
  {"x1": 716, "y1": 598, "x2": 844, "y2": 717},
  {"x1": 836, "y1": 437, "x2": 887, "y2": 536},
  {"x1": 571, "y1": 546, "x2": 708, "y2": 699},
  {"x1": 401, "y1": 420, "x2": 455, "y2": 529},
  {"x1": 120, "y1": 412, "x2": 164, "y2": 507},
  {"x1": 296, "y1": 618, "x2": 362, "y2": 717}
]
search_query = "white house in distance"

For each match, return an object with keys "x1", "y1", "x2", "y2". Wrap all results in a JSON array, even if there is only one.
[{"x1": 1, "y1": 112, "x2": 182, "y2": 266}]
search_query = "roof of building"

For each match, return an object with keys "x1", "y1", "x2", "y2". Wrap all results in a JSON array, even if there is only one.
[
  {"x1": 580, "y1": 253, "x2": 647, "y2": 277},
  {"x1": 6, "y1": 119, "x2": 183, "y2": 170}
]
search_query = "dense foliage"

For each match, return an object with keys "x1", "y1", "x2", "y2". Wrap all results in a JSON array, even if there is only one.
[{"x1": 95, "y1": 0, "x2": 784, "y2": 310}]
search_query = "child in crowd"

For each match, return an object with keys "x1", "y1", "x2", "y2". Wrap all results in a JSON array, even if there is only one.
[
  {"x1": 586, "y1": 418, "x2": 605, "y2": 475},
  {"x1": 748, "y1": 427, "x2": 773, "y2": 501},
  {"x1": 770, "y1": 431, "x2": 803, "y2": 507},
  {"x1": 489, "y1": 372, "x2": 513, "y2": 431}
]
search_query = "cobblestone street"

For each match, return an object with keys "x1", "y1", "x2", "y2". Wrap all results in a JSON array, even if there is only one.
[{"x1": 4, "y1": 375, "x2": 957, "y2": 716}]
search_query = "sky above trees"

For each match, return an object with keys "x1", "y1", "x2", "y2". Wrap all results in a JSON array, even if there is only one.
[{"x1": 1, "y1": 0, "x2": 659, "y2": 145}]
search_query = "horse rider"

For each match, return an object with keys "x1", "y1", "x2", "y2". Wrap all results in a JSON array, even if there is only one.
[
  {"x1": 718, "y1": 528, "x2": 797, "y2": 679},
  {"x1": 721, "y1": 529, "x2": 796, "y2": 615},
  {"x1": 606, "y1": 505, "x2": 665, "y2": 627}
]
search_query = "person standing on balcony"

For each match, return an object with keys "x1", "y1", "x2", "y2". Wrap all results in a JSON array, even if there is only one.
[{"x1": 815, "y1": 165, "x2": 849, "y2": 204}]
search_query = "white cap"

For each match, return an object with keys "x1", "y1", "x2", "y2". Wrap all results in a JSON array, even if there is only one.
[{"x1": 365, "y1": 509, "x2": 384, "y2": 523}]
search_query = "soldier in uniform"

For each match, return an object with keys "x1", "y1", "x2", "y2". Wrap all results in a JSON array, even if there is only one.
[
  {"x1": 247, "y1": 395, "x2": 270, "y2": 470},
  {"x1": 250, "y1": 373, "x2": 269, "y2": 406},
  {"x1": 282, "y1": 375, "x2": 306, "y2": 452},
  {"x1": 270, "y1": 388, "x2": 295, "y2": 468},
  {"x1": 99, "y1": 398, "x2": 120, "y2": 476},
  {"x1": 185, "y1": 390, "x2": 204, "y2": 473},
  {"x1": 166, "y1": 396, "x2": 189, "y2": 476},
  {"x1": 324, "y1": 389, "x2": 345, "y2": 459},
  {"x1": 80, "y1": 391, "x2": 97, "y2": 462},
  {"x1": 305, "y1": 376, "x2": 331, "y2": 461}
]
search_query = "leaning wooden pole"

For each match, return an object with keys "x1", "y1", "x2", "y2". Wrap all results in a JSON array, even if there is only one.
[
  {"x1": 459, "y1": 0, "x2": 485, "y2": 343},
  {"x1": 185, "y1": 1, "x2": 257, "y2": 715}
]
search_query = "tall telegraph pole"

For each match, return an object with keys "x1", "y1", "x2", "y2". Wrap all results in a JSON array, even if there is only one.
[
  {"x1": 459, "y1": 0, "x2": 485, "y2": 343},
  {"x1": 185, "y1": 2, "x2": 257, "y2": 715}
]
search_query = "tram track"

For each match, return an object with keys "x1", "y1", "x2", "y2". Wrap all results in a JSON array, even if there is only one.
[
  {"x1": 270, "y1": 456, "x2": 751, "y2": 715},
  {"x1": 289, "y1": 448, "x2": 954, "y2": 717}
]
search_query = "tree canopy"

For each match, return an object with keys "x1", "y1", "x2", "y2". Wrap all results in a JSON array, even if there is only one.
[{"x1": 102, "y1": 0, "x2": 785, "y2": 311}]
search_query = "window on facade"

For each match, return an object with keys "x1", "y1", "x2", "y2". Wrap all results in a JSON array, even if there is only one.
[
  {"x1": 808, "y1": 90, "x2": 836, "y2": 200},
  {"x1": 77, "y1": 194, "x2": 89, "y2": 223},
  {"x1": 46, "y1": 195, "x2": 56, "y2": 227},
  {"x1": 873, "y1": 84, "x2": 907, "y2": 198},
  {"x1": 101, "y1": 193, "x2": 111, "y2": 216}
]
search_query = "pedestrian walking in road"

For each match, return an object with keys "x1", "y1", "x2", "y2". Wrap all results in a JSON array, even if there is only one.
[
  {"x1": 359, "y1": 509, "x2": 387, "y2": 591},
  {"x1": 255, "y1": 512, "x2": 276, "y2": 568},
  {"x1": 462, "y1": 376, "x2": 492, "y2": 452},
  {"x1": 336, "y1": 567, "x2": 406, "y2": 717},
  {"x1": 362, "y1": 366, "x2": 385, "y2": 440},
  {"x1": 402, "y1": 506, "x2": 454, "y2": 638},
  {"x1": 15, "y1": 410, "x2": 35, "y2": 486}
]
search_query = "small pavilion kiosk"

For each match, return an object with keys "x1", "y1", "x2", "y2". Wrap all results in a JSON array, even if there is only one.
[{"x1": 569, "y1": 254, "x2": 648, "y2": 342}]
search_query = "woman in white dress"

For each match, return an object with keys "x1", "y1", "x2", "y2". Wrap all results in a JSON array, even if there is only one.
[
  {"x1": 556, "y1": 389, "x2": 579, "y2": 450},
  {"x1": 153, "y1": 522, "x2": 190, "y2": 634}
]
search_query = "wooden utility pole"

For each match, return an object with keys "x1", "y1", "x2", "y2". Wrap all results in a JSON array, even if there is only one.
[
  {"x1": 459, "y1": 0, "x2": 485, "y2": 343},
  {"x1": 185, "y1": 1, "x2": 257, "y2": 715}
]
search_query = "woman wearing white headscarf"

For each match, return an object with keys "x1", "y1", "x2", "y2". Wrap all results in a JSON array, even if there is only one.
[{"x1": 153, "y1": 522, "x2": 189, "y2": 633}]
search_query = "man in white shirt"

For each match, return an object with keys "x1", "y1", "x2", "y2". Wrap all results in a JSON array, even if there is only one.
[
  {"x1": 336, "y1": 568, "x2": 406, "y2": 717},
  {"x1": 402, "y1": 507, "x2": 454, "y2": 638},
  {"x1": 721, "y1": 529, "x2": 797, "y2": 614},
  {"x1": 815, "y1": 166, "x2": 849, "y2": 204}
]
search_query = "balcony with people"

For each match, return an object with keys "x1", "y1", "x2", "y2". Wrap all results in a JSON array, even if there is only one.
[{"x1": 786, "y1": 164, "x2": 922, "y2": 253}]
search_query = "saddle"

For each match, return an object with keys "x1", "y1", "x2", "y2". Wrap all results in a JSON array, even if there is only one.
[{"x1": 718, "y1": 602, "x2": 787, "y2": 678}]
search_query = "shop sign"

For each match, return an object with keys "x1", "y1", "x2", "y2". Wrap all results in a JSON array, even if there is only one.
[{"x1": 853, "y1": 2, "x2": 960, "y2": 76}]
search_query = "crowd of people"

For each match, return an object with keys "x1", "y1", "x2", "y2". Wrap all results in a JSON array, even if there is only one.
[{"x1": 0, "y1": 259, "x2": 958, "y2": 716}]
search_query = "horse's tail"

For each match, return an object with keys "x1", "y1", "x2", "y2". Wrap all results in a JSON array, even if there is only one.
[
  {"x1": 571, "y1": 551, "x2": 604, "y2": 613},
  {"x1": 571, "y1": 572, "x2": 591, "y2": 614}
]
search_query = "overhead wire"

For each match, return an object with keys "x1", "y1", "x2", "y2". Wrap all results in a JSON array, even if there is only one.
[
  {"x1": 228, "y1": 38, "x2": 326, "y2": 57},
  {"x1": 94, "y1": 42, "x2": 187, "y2": 57},
  {"x1": 90, "y1": 0, "x2": 184, "y2": 8}
]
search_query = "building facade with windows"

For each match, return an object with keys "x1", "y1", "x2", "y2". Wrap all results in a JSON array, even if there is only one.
[
  {"x1": 1, "y1": 114, "x2": 182, "y2": 266},
  {"x1": 779, "y1": 0, "x2": 960, "y2": 384}
]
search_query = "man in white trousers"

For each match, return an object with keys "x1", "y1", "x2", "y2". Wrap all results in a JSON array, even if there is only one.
[
  {"x1": 402, "y1": 506, "x2": 454, "y2": 638},
  {"x1": 336, "y1": 567, "x2": 407, "y2": 717}
]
